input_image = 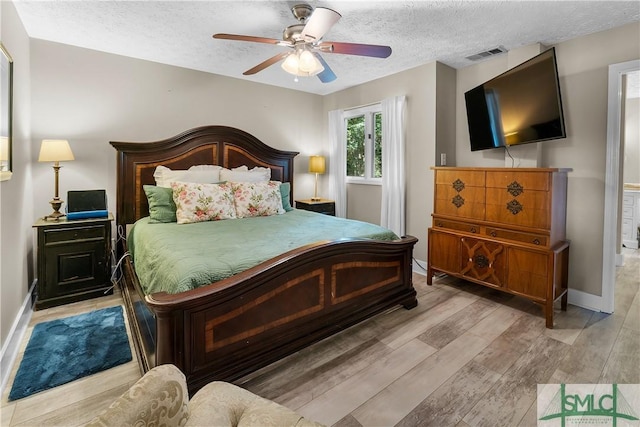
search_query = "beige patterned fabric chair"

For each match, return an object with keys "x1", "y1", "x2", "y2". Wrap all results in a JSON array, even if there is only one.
[{"x1": 85, "y1": 364, "x2": 325, "y2": 427}]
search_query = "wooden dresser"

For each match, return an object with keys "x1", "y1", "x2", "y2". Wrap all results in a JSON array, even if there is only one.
[{"x1": 427, "y1": 167, "x2": 571, "y2": 328}]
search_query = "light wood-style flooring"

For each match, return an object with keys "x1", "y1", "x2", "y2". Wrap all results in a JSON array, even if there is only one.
[{"x1": 2, "y1": 248, "x2": 638, "y2": 426}]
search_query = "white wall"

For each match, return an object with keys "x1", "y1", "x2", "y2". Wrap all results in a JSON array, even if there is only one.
[
  {"x1": 623, "y1": 97, "x2": 639, "y2": 184},
  {"x1": 0, "y1": 1, "x2": 34, "y2": 370},
  {"x1": 455, "y1": 21, "x2": 640, "y2": 296},
  {"x1": 29, "y1": 40, "x2": 325, "y2": 225}
]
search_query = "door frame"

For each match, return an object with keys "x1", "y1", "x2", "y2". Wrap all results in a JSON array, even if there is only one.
[{"x1": 601, "y1": 59, "x2": 640, "y2": 314}]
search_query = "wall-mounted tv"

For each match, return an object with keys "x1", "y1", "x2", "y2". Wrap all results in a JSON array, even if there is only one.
[{"x1": 464, "y1": 47, "x2": 566, "y2": 152}]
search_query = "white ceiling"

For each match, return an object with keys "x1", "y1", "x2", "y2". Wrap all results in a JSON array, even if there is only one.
[{"x1": 12, "y1": 0, "x2": 640, "y2": 95}]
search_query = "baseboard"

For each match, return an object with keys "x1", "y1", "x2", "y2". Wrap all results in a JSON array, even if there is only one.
[
  {"x1": 567, "y1": 287, "x2": 604, "y2": 313},
  {"x1": 412, "y1": 259, "x2": 427, "y2": 276},
  {"x1": 0, "y1": 280, "x2": 36, "y2": 395}
]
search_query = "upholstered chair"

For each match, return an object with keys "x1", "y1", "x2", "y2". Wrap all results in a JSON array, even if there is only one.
[{"x1": 85, "y1": 364, "x2": 324, "y2": 427}]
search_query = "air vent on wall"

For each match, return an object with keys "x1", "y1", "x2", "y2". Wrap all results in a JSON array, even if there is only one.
[{"x1": 465, "y1": 46, "x2": 508, "y2": 61}]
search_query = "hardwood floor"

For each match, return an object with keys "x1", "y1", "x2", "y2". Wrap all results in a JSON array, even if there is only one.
[{"x1": 2, "y1": 248, "x2": 638, "y2": 426}]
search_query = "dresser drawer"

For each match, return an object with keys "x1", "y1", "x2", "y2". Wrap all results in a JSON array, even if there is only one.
[
  {"x1": 622, "y1": 218, "x2": 633, "y2": 238},
  {"x1": 484, "y1": 226, "x2": 548, "y2": 246},
  {"x1": 435, "y1": 169, "x2": 485, "y2": 187},
  {"x1": 485, "y1": 171, "x2": 550, "y2": 191},
  {"x1": 622, "y1": 206, "x2": 634, "y2": 218},
  {"x1": 433, "y1": 218, "x2": 481, "y2": 234},
  {"x1": 485, "y1": 188, "x2": 550, "y2": 229},
  {"x1": 44, "y1": 225, "x2": 107, "y2": 244},
  {"x1": 623, "y1": 194, "x2": 635, "y2": 206},
  {"x1": 434, "y1": 185, "x2": 485, "y2": 219}
]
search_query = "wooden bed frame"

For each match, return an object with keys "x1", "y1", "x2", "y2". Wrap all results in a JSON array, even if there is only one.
[{"x1": 111, "y1": 125, "x2": 418, "y2": 394}]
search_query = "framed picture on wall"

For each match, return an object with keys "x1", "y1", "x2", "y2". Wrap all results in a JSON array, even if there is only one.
[{"x1": 1, "y1": 42, "x2": 13, "y2": 181}]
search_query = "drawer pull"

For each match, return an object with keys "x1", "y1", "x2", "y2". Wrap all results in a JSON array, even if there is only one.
[
  {"x1": 507, "y1": 181, "x2": 524, "y2": 197},
  {"x1": 452, "y1": 179, "x2": 465, "y2": 192},
  {"x1": 437, "y1": 221, "x2": 443, "y2": 227},
  {"x1": 470, "y1": 227, "x2": 477, "y2": 233},
  {"x1": 533, "y1": 239, "x2": 541, "y2": 245},
  {"x1": 490, "y1": 231, "x2": 497, "y2": 237},
  {"x1": 473, "y1": 254, "x2": 490, "y2": 268}
]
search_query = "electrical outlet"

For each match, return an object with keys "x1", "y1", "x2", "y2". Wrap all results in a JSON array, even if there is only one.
[{"x1": 440, "y1": 153, "x2": 447, "y2": 166}]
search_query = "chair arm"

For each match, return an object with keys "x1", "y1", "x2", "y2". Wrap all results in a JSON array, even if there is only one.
[
  {"x1": 85, "y1": 364, "x2": 190, "y2": 427},
  {"x1": 186, "y1": 381, "x2": 324, "y2": 427}
]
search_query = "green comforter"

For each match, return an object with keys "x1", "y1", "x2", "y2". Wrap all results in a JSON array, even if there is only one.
[{"x1": 128, "y1": 209, "x2": 399, "y2": 295}]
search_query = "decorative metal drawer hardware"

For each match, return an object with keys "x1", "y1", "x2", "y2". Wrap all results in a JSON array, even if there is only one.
[
  {"x1": 452, "y1": 179, "x2": 465, "y2": 192},
  {"x1": 452, "y1": 194, "x2": 465, "y2": 208},
  {"x1": 473, "y1": 254, "x2": 490, "y2": 268},
  {"x1": 506, "y1": 199, "x2": 523, "y2": 215},
  {"x1": 507, "y1": 181, "x2": 524, "y2": 197}
]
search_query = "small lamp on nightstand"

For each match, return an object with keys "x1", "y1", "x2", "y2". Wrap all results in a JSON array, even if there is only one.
[
  {"x1": 38, "y1": 139, "x2": 75, "y2": 220},
  {"x1": 309, "y1": 155, "x2": 325, "y2": 201}
]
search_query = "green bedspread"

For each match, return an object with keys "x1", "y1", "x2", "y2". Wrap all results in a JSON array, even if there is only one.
[{"x1": 128, "y1": 209, "x2": 399, "y2": 295}]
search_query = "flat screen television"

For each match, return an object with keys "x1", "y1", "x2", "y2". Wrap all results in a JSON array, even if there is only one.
[{"x1": 464, "y1": 47, "x2": 566, "y2": 151}]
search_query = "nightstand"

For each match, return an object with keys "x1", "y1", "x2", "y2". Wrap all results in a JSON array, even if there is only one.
[
  {"x1": 295, "y1": 199, "x2": 336, "y2": 216},
  {"x1": 33, "y1": 213, "x2": 114, "y2": 309}
]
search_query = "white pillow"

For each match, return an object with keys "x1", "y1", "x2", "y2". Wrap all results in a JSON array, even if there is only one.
[
  {"x1": 154, "y1": 165, "x2": 221, "y2": 188},
  {"x1": 220, "y1": 166, "x2": 270, "y2": 182},
  {"x1": 189, "y1": 165, "x2": 223, "y2": 172}
]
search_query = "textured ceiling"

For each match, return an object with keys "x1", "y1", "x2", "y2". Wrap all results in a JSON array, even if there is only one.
[{"x1": 12, "y1": 0, "x2": 640, "y2": 95}]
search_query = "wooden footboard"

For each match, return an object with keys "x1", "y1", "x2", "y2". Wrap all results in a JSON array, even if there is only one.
[{"x1": 120, "y1": 235, "x2": 418, "y2": 394}]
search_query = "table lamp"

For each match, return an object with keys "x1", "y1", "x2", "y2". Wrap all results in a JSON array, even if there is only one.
[
  {"x1": 308, "y1": 155, "x2": 325, "y2": 201},
  {"x1": 38, "y1": 139, "x2": 75, "y2": 220}
]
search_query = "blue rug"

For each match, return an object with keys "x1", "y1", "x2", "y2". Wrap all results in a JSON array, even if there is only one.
[{"x1": 9, "y1": 305, "x2": 132, "y2": 401}]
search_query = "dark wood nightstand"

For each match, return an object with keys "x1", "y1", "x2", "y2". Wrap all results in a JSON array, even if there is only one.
[
  {"x1": 295, "y1": 199, "x2": 336, "y2": 216},
  {"x1": 33, "y1": 213, "x2": 114, "y2": 309}
]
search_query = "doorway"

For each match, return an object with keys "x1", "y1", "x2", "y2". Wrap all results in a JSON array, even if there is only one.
[{"x1": 602, "y1": 59, "x2": 640, "y2": 314}]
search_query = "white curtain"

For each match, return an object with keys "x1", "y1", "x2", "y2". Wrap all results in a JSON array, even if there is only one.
[
  {"x1": 381, "y1": 95, "x2": 407, "y2": 236},
  {"x1": 328, "y1": 109, "x2": 347, "y2": 218}
]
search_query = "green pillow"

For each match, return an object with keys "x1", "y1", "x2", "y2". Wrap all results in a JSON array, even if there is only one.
[
  {"x1": 280, "y1": 182, "x2": 293, "y2": 212},
  {"x1": 143, "y1": 185, "x2": 177, "y2": 223}
]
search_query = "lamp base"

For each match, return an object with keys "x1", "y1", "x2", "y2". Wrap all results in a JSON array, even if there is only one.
[
  {"x1": 44, "y1": 198, "x2": 65, "y2": 221},
  {"x1": 310, "y1": 197, "x2": 322, "y2": 202}
]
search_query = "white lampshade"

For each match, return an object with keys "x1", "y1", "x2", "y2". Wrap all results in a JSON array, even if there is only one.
[
  {"x1": 38, "y1": 139, "x2": 75, "y2": 162},
  {"x1": 281, "y1": 50, "x2": 324, "y2": 77},
  {"x1": 309, "y1": 155, "x2": 326, "y2": 174},
  {"x1": 281, "y1": 53, "x2": 300, "y2": 75},
  {"x1": 0, "y1": 137, "x2": 8, "y2": 161}
]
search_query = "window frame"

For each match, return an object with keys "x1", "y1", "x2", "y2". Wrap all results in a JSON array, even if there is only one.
[{"x1": 344, "y1": 104, "x2": 382, "y2": 186}]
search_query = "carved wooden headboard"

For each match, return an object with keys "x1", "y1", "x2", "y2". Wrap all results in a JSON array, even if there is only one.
[{"x1": 110, "y1": 126, "x2": 299, "y2": 230}]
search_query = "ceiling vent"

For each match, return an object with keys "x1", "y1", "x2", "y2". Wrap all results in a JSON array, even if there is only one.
[{"x1": 465, "y1": 46, "x2": 508, "y2": 61}]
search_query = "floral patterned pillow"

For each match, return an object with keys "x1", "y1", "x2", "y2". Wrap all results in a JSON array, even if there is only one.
[
  {"x1": 171, "y1": 181, "x2": 237, "y2": 224},
  {"x1": 232, "y1": 181, "x2": 285, "y2": 218}
]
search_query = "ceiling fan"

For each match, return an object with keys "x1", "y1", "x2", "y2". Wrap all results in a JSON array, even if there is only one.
[{"x1": 212, "y1": 3, "x2": 392, "y2": 83}]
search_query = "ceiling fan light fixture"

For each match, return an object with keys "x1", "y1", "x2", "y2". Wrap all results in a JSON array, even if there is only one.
[
  {"x1": 281, "y1": 49, "x2": 324, "y2": 77},
  {"x1": 299, "y1": 50, "x2": 317, "y2": 72},
  {"x1": 281, "y1": 52, "x2": 300, "y2": 74}
]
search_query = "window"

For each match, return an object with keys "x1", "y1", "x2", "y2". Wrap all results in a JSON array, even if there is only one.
[{"x1": 345, "y1": 105, "x2": 382, "y2": 183}]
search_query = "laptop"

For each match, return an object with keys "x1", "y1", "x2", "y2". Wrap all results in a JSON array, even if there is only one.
[{"x1": 66, "y1": 190, "x2": 108, "y2": 220}]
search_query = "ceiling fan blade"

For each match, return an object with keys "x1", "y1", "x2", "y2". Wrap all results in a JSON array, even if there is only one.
[
  {"x1": 243, "y1": 52, "x2": 290, "y2": 75},
  {"x1": 314, "y1": 54, "x2": 337, "y2": 83},
  {"x1": 213, "y1": 33, "x2": 282, "y2": 45},
  {"x1": 319, "y1": 41, "x2": 392, "y2": 58},
  {"x1": 301, "y1": 7, "x2": 341, "y2": 42}
]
